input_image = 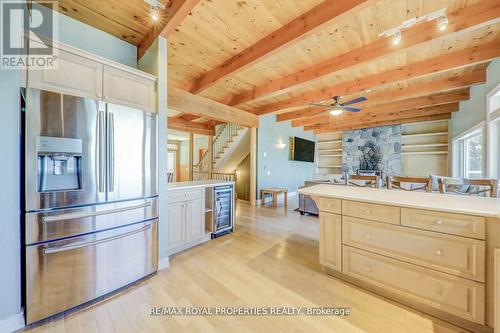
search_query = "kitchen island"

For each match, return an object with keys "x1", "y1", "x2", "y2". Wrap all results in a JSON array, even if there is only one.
[
  {"x1": 166, "y1": 180, "x2": 235, "y2": 256},
  {"x1": 298, "y1": 185, "x2": 500, "y2": 332}
]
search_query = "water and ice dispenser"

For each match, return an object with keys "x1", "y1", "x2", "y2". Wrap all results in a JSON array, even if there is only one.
[{"x1": 37, "y1": 136, "x2": 83, "y2": 192}]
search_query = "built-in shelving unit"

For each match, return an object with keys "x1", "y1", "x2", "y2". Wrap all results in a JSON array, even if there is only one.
[
  {"x1": 316, "y1": 132, "x2": 343, "y2": 178},
  {"x1": 401, "y1": 120, "x2": 449, "y2": 177}
]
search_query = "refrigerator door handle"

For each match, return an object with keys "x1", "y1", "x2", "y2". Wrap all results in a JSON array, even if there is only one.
[
  {"x1": 108, "y1": 112, "x2": 115, "y2": 192},
  {"x1": 98, "y1": 111, "x2": 106, "y2": 193},
  {"x1": 42, "y1": 224, "x2": 152, "y2": 255},
  {"x1": 41, "y1": 201, "x2": 152, "y2": 223}
]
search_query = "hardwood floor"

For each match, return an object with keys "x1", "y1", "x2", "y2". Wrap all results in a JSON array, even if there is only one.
[{"x1": 22, "y1": 199, "x2": 471, "y2": 333}]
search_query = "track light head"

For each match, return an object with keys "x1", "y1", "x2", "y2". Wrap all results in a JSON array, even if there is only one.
[{"x1": 438, "y1": 15, "x2": 448, "y2": 31}]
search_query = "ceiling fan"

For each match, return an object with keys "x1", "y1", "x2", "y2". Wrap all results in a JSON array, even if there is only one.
[{"x1": 309, "y1": 96, "x2": 367, "y2": 116}]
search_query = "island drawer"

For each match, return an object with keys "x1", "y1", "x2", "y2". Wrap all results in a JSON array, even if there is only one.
[
  {"x1": 168, "y1": 188, "x2": 204, "y2": 203},
  {"x1": 342, "y1": 217, "x2": 485, "y2": 282},
  {"x1": 401, "y1": 208, "x2": 485, "y2": 240},
  {"x1": 342, "y1": 246, "x2": 485, "y2": 324},
  {"x1": 342, "y1": 200, "x2": 400, "y2": 225},
  {"x1": 318, "y1": 197, "x2": 341, "y2": 214}
]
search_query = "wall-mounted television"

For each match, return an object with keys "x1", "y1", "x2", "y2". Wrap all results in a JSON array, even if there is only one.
[{"x1": 289, "y1": 136, "x2": 315, "y2": 162}]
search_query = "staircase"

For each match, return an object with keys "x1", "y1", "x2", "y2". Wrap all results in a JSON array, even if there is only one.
[{"x1": 193, "y1": 123, "x2": 248, "y2": 181}]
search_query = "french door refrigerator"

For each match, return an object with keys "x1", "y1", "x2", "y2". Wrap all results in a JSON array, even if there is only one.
[{"x1": 23, "y1": 88, "x2": 158, "y2": 324}]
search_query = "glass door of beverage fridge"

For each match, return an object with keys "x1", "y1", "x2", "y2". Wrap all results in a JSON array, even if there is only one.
[{"x1": 214, "y1": 185, "x2": 233, "y2": 234}]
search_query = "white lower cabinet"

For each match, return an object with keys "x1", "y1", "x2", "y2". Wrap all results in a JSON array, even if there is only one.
[{"x1": 166, "y1": 188, "x2": 208, "y2": 255}]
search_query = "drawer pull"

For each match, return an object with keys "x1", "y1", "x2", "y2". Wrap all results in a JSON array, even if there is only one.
[
  {"x1": 435, "y1": 250, "x2": 443, "y2": 256},
  {"x1": 365, "y1": 265, "x2": 372, "y2": 272},
  {"x1": 365, "y1": 234, "x2": 372, "y2": 239},
  {"x1": 436, "y1": 288, "x2": 443, "y2": 295},
  {"x1": 435, "y1": 220, "x2": 443, "y2": 225}
]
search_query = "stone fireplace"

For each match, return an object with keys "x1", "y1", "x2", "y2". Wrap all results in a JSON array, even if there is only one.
[{"x1": 342, "y1": 125, "x2": 401, "y2": 180}]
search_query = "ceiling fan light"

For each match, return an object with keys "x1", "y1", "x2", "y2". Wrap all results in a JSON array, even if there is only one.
[{"x1": 330, "y1": 109, "x2": 343, "y2": 116}]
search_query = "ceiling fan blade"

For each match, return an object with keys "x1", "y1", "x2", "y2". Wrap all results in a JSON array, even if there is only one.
[
  {"x1": 341, "y1": 96, "x2": 367, "y2": 106},
  {"x1": 309, "y1": 102, "x2": 333, "y2": 108},
  {"x1": 342, "y1": 106, "x2": 361, "y2": 112}
]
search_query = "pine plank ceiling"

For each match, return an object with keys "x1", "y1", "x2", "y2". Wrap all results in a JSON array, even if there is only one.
[{"x1": 43, "y1": 0, "x2": 500, "y2": 133}]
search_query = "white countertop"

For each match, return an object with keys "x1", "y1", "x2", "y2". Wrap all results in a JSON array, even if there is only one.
[
  {"x1": 167, "y1": 180, "x2": 234, "y2": 190},
  {"x1": 299, "y1": 185, "x2": 500, "y2": 219}
]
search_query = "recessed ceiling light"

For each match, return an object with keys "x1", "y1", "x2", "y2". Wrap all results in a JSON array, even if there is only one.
[{"x1": 151, "y1": 11, "x2": 159, "y2": 21}]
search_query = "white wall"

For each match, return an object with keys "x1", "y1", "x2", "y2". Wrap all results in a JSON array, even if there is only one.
[{"x1": 0, "y1": 2, "x2": 137, "y2": 329}]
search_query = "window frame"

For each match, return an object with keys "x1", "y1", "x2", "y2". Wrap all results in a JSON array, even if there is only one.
[
  {"x1": 452, "y1": 121, "x2": 485, "y2": 178},
  {"x1": 486, "y1": 83, "x2": 500, "y2": 178}
]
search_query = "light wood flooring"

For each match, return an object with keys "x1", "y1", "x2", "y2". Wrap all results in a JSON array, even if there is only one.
[{"x1": 22, "y1": 199, "x2": 471, "y2": 333}]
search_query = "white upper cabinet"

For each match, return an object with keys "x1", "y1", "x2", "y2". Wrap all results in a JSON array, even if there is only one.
[
  {"x1": 27, "y1": 40, "x2": 157, "y2": 112},
  {"x1": 28, "y1": 48, "x2": 103, "y2": 100},
  {"x1": 103, "y1": 65, "x2": 157, "y2": 113}
]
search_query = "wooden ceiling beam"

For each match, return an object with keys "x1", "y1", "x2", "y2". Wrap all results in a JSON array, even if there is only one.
[
  {"x1": 276, "y1": 69, "x2": 485, "y2": 122},
  {"x1": 168, "y1": 117, "x2": 215, "y2": 136},
  {"x1": 307, "y1": 103, "x2": 458, "y2": 132},
  {"x1": 293, "y1": 89, "x2": 469, "y2": 127},
  {"x1": 138, "y1": 0, "x2": 200, "y2": 60},
  {"x1": 227, "y1": 0, "x2": 500, "y2": 106},
  {"x1": 314, "y1": 113, "x2": 452, "y2": 134},
  {"x1": 188, "y1": 0, "x2": 370, "y2": 94},
  {"x1": 253, "y1": 41, "x2": 500, "y2": 115},
  {"x1": 168, "y1": 87, "x2": 259, "y2": 128}
]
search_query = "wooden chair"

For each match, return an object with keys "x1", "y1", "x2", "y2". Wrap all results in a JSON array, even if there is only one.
[
  {"x1": 387, "y1": 176, "x2": 432, "y2": 192},
  {"x1": 438, "y1": 178, "x2": 499, "y2": 197},
  {"x1": 347, "y1": 175, "x2": 381, "y2": 189}
]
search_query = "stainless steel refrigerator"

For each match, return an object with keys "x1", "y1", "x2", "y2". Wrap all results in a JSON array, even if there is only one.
[{"x1": 23, "y1": 88, "x2": 158, "y2": 324}]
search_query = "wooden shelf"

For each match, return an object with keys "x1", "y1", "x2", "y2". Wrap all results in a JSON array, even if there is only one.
[
  {"x1": 402, "y1": 132, "x2": 448, "y2": 138},
  {"x1": 318, "y1": 154, "x2": 342, "y2": 157},
  {"x1": 317, "y1": 140, "x2": 342, "y2": 144},
  {"x1": 318, "y1": 148, "x2": 342, "y2": 152},
  {"x1": 402, "y1": 143, "x2": 448, "y2": 148},
  {"x1": 402, "y1": 151, "x2": 448, "y2": 156}
]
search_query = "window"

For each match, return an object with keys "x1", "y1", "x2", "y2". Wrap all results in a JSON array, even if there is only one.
[
  {"x1": 453, "y1": 125, "x2": 485, "y2": 179},
  {"x1": 487, "y1": 84, "x2": 500, "y2": 178},
  {"x1": 462, "y1": 131, "x2": 483, "y2": 178}
]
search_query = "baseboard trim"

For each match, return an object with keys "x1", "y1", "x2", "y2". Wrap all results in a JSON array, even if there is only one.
[
  {"x1": 158, "y1": 257, "x2": 170, "y2": 271},
  {"x1": 0, "y1": 310, "x2": 24, "y2": 332}
]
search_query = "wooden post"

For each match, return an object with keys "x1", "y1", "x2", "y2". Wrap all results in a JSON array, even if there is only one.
[
  {"x1": 249, "y1": 127, "x2": 257, "y2": 206},
  {"x1": 208, "y1": 135, "x2": 213, "y2": 179},
  {"x1": 495, "y1": 248, "x2": 500, "y2": 333},
  {"x1": 188, "y1": 133, "x2": 194, "y2": 181}
]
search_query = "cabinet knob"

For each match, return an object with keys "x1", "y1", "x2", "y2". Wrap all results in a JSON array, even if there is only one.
[
  {"x1": 336, "y1": 219, "x2": 340, "y2": 223},
  {"x1": 365, "y1": 234, "x2": 372, "y2": 239},
  {"x1": 435, "y1": 250, "x2": 443, "y2": 256},
  {"x1": 104, "y1": 95, "x2": 109, "y2": 99},
  {"x1": 365, "y1": 265, "x2": 372, "y2": 272},
  {"x1": 436, "y1": 288, "x2": 443, "y2": 295},
  {"x1": 436, "y1": 220, "x2": 443, "y2": 225},
  {"x1": 365, "y1": 209, "x2": 371, "y2": 214}
]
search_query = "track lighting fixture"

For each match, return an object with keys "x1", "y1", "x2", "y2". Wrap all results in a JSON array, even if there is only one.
[
  {"x1": 392, "y1": 30, "x2": 401, "y2": 45},
  {"x1": 438, "y1": 15, "x2": 449, "y2": 31}
]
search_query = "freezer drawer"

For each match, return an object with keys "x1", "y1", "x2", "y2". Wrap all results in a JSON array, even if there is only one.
[
  {"x1": 26, "y1": 220, "x2": 158, "y2": 324},
  {"x1": 25, "y1": 198, "x2": 158, "y2": 244}
]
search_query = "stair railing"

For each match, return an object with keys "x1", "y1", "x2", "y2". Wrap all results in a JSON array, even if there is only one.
[{"x1": 193, "y1": 123, "x2": 243, "y2": 175}]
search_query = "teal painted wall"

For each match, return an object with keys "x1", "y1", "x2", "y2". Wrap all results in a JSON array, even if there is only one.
[
  {"x1": 0, "y1": 3, "x2": 138, "y2": 326},
  {"x1": 451, "y1": 60, "x2": 500, "y2": 138},
  {"x1": 257, "y1": 115, "x2": 316, "y2": 198}
]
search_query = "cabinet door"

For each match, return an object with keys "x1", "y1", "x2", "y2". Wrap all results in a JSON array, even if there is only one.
[
  {"x1": 167, "y1": 202, "x2": 185, "y2": 249},
  {"x1": 28, "y1": 47, "x2": 103, "y2": 99},
  {"x1": 103, "y1": 65, "x2": 156, "y2": 112},
  {"x1": 185, "y1": 198, "x2": 205, "y2": 242},
  {"x1": 320, "y1": 213, "x2": 342, "y2": 271}
]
